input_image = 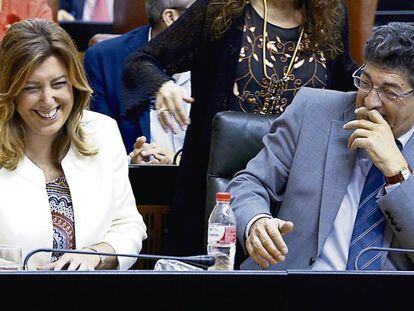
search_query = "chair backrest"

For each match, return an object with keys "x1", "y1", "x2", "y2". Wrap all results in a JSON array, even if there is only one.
[
  {"x1": 113, "y1": 0, "x2": 147, "y2": 34},
  {"x1": 205, "y1": 111, "x2": 278, "y2": 221},
  {"x1": 47, "y1": 0, "x2": 58, "y2": 21},
  {"x1": 344, "y1": 0, "x2": 378, "y2": 66}
]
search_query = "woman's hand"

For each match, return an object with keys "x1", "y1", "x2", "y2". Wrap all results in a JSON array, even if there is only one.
[
  {"x1": 130, "y1": 136, "x2": 175, "y2": 164},
  {"x1": 37, "y1": 250, "x2": 100, "y2": 271},
  {"x1": 155, "y1": 80, "x2": 194, "y2": 133}
]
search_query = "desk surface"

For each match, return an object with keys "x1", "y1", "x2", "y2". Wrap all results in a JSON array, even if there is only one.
[{"x1": 2, "y1": 270, "x2": 413, "y2": 310}]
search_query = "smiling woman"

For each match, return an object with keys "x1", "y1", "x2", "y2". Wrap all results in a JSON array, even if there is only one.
[
  {"x1": 14, "y1": 55, "x2": 75, "y2": 181},
  {"x1": 0, "y1": 19, "x2": 147, "y2": 270}
]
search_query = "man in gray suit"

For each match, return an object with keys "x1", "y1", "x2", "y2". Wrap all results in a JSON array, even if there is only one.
[{"x1": 227, "y1": 22, "x2": 414, "y2": 271}]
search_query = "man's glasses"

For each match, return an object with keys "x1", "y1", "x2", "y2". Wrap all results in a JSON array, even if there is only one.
[{"x1": 352, "y1": 64, "x2": 414, "y2": 104}]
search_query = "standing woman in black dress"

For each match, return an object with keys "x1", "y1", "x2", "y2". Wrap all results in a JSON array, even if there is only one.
[{"x1": 122, "y1": 0, "x2": 356, "y2": 256}]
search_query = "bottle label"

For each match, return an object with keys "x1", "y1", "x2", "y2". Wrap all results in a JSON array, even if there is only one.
[{"x1": 208, "y1": 225, "x2": 236, "y2": 244}]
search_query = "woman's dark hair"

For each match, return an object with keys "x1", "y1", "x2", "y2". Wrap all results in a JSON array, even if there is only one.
[{"x1": 210, "y1": 0, "x2": 344, "y2": 59}]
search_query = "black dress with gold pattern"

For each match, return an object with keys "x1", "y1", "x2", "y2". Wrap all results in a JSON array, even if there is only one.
[{"x1": 231, "y1": 4, "x2": 327, "y2": 115}]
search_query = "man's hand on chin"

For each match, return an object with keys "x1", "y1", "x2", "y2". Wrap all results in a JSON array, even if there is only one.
[{"x1": 343, "y1": 107, "x2": 408, "y2": 177}]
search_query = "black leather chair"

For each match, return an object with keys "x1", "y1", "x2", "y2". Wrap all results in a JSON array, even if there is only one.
[
  {"x1": 205, "y1": 111, "x2": 279, "y2": 266},
  {"x1": 205, "y1": 111, "x2": 279, "y2": 216}
]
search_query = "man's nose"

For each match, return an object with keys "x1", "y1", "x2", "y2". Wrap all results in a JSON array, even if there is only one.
[{"x1": 363, "y1": 88, "x2": 383, "y2": 110}]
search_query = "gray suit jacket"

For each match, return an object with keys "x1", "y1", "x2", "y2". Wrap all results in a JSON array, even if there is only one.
[{"x1": 227, "y1": 87, "x2": 414, "y2": 271}]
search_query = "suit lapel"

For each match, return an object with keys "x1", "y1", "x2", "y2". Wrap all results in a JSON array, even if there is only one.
[
  {"x1": 126, "y1": 26, "x2": 150, "y2": 55},
  {"x1": 403, "y1": 130, "x2": 414, "y2": 164},
  {"x1": 317, "y1": 105, "x2": 356, "y2": 256},
  {"x1": 384, "y1": 127, "x2": 414, "y2": 252}
]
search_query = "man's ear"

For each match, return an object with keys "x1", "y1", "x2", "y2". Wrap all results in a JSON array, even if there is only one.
[{"x1": 161, "y1": 9, "x2": 181, "y2": 27}]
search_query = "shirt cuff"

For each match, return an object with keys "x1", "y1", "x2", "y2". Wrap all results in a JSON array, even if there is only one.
[{"x1": 384, "y1": 182, "x2": 401, "y2": 194}]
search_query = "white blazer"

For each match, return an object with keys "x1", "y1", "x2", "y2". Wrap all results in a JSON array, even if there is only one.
[{"x1": 0, "y1": 111, "x2": 147, "y2": 270}]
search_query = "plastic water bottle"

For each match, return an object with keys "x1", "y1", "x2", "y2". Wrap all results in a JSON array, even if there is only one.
[{"x1": 207, "y1": 192, "x2": 236, "y2": 271}]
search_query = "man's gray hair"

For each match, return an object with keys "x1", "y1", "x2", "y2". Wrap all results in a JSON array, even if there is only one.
[
  {"x1": 364, "y1": 22, "x2": 414, "y2": 87},
  {"x1": 145, "y1": 0, "x2": 193, "y2": 27}
]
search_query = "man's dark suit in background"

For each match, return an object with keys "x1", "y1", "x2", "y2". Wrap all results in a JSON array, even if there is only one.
[
  {"x1": 83, "y1": 26, "x2": 151, "y2": 152},
  {"x1": 59, "y1": 0, "x2": 85, "y2": 20}
]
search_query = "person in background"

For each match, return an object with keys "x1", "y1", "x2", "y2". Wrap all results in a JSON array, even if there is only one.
[
  {"x1": 121, "y1": 0, "x2": 356, "y2": 256},
  {"x1": 0, "y1": 19, "x2": 147, "y2": 270},
  {"x1": 58, "y1": 0, "x2": 113, "y2": 22},
  {"x1": 84, "y1": 0, "x2": 194, "y2": 163},
  {"x1": 0, "y1": 0, "x2": 52, "y2": 40},
  {"x1": 228, "y1": 22, "x2": 414, "y2": 271}
]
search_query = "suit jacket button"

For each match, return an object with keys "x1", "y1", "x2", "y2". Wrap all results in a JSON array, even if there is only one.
[
  {"x1": 395, "y1": 226, "x2": 402, "y2": 232},
  {"x1": 384, "y1": 210, "x2": 390, "y2": 216},
  {"x1": 309, "y1": 257, "x2": 315, "y2": 266}
]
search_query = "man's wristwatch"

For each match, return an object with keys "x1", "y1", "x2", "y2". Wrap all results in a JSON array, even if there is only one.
[{"x1": 385, "y1": 166, "x2": 412, "y2": 185}]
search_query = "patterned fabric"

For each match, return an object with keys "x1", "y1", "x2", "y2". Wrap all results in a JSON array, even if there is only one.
[
  {"x1": 346, "y1": 165, "x2": 385, "y2": 270},
  {"x1": 231, "y1": 4, "x2": 327, "y2": 115},
  {"x1": 46, "y1": 176, "x2": 76, "y2": 262}
]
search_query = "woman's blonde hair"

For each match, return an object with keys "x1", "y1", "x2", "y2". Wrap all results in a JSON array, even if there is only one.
[
  {"x1": 210, "y1": 0, "x2": 343, "y2": 59},
  {"x1": 0, "y1": 19, "x2": 97, "y2": 171}
]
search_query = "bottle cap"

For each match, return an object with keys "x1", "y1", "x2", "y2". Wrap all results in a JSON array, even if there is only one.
[{"x1": 216, "y1": 192, "x2": 231, "y2": 202}]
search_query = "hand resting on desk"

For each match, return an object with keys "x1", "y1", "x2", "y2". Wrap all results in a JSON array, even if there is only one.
[{"x1": 247, "y1": 217, "x2": 294, "y2": 269}]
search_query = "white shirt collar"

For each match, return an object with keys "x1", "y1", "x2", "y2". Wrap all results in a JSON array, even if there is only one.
[
  {"x1": 148, "y1": 27, "x2": 152, "y2": 42},
  {"x1": 397, "y1": 126, "x2": 414, "y2": 148}
]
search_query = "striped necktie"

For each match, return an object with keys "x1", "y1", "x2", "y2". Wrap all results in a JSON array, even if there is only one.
[{"x1": 346, "y1": 164, "x2": 386, "y2": 270}]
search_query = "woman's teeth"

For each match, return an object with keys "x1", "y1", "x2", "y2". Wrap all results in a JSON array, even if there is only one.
[{"x1": 36, "y1": 107, "x2": 59, "y2": 119}]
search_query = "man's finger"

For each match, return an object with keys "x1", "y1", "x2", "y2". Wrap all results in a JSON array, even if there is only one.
[
  {"x1": 256, "y1": 227, "x2": 283, "y2": 263},
  {"x1": 347, "y1": 128, "x2": 372, "y2": 148},
  {"x1": 264, "y1": 223, "x2": 288, "y2": 257},
  {"x1": 354, "y1": 107, "x2": 370, "y2": 120},
  {"x1": 246, "y1": 237, "x2": 272, "y2": 269},
  {"x1": 183, "y1": 97, "x2": 195, "y2": 104},
  {"x1": 368, "y1": 109, "x2": 387, "y2": 124},
  {"x1": 343, "y1": 119, "x2": 375, "y2": 131},
  {"x1": 348, "y1": 137, "x2": 368, "y2": 151},
  {"x1": 133, "y1": 136, "x2": 146, "y2": 148},
  {"x1": 278, "y1": 220, "x2": 294, "y2": 235}
]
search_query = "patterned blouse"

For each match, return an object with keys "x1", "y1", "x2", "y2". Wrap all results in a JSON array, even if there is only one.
[
  {"x1": 231, "y1": 4, "x2": 327, "y2": 115},
  {"x1": 46, "y1": 175, "x2": 76, "y2": 262}
]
